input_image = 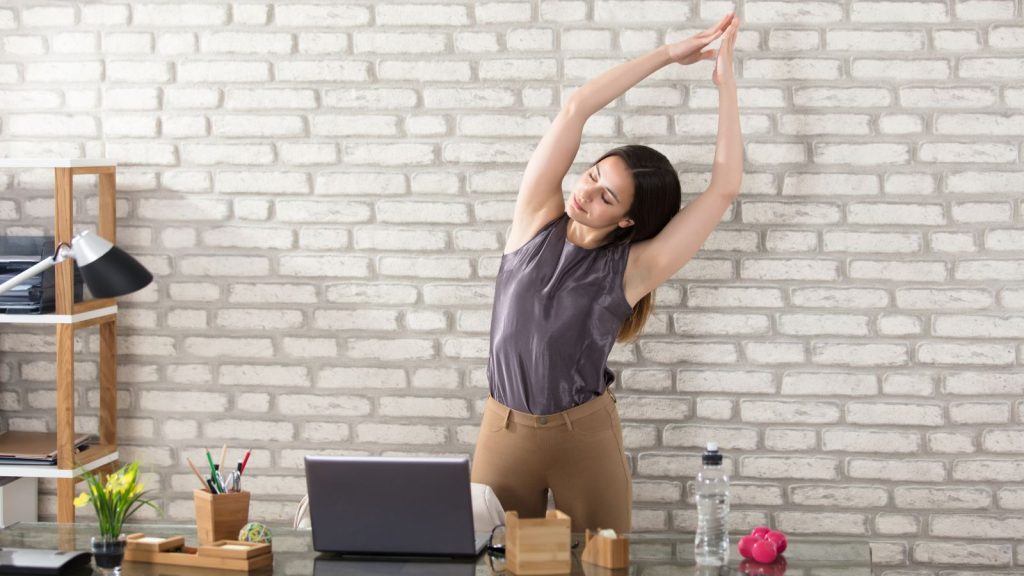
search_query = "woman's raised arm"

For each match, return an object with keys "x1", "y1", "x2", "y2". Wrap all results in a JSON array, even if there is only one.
[{"x1": 626, "y1": 13, "x2": 743, "y2": 299}]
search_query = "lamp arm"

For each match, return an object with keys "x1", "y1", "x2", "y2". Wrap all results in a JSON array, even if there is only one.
[{"x1": 0, "y1": 243, "x2": 72, "y2": 298}]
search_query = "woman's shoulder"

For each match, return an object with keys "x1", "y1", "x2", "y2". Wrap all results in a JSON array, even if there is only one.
[{"x1": 502, "y1": 210, "x2": 566, "y2": 258}]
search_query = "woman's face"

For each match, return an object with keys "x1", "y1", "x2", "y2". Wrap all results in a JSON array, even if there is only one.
[{"x1": 567, "y1": 155, "x2": 635, "y2": 229}]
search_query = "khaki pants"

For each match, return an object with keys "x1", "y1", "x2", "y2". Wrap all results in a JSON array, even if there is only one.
[{"x1": 470, "y1": 390, "x2": 632, "y2": 534}]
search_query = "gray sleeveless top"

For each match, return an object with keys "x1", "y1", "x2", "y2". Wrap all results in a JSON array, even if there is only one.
[{"x1": 486, "y1": 211, "x2": 634, "y2": 415}]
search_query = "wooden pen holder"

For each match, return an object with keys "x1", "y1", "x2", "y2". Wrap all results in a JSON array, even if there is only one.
[
  {"x1": 581, "y1": 529, "x2": 629, "y2": 569},
  {"x1": 505, "y1": 509, "x2": 571, "y2": 575},
  {"x1": 194, "y1": 489, "x2": 250, "y2": 545}
]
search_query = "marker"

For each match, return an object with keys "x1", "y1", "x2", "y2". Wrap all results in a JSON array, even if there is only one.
[{"x1": 205, "y1": 449, "x2": 225, "y2": 493}]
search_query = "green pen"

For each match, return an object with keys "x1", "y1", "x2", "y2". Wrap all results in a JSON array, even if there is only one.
[{"x1": 205, "y1": 449, "x2": 225, "y2": 494}]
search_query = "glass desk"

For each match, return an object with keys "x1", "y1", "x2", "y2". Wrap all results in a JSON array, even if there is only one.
[{"x1": 0, "y1": 522, "x2": 871, "y2": 575}]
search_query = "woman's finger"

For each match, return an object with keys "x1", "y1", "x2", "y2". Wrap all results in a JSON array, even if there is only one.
[{"x1": 699, "y1": 12, "x2": 732, "y2": 40}]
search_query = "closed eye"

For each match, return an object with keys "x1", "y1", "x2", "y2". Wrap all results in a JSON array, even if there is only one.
[{"x1": 589, "y1": 171, "x2": 612, "y2": 204}]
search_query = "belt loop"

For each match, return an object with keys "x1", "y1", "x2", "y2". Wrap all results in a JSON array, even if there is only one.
[
  {"x1": 608, "y1": 388, "x2": 617, "y2": 404},
  {"x1": 562, "y1": 411, "x2": 573, "y2": 432},
  {"x1": 503, "y1": 407, "x2": 511, "y2": 430}
]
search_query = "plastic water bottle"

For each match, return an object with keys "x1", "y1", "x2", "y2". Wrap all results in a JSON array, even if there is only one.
[{"x1": 694, "y1": 441, "x2": 730, "y2": 566}]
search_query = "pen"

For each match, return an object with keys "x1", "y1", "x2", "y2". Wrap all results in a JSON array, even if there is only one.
[
  {"x1": 239, "y1": 449, "x2": 251, "y2": 474},
  {"x1": 218, "y1": 444, "x2": 227, "y2": 472},
  {"x1": 206, "y1": 478, "x2": 218, "y2": 494}
]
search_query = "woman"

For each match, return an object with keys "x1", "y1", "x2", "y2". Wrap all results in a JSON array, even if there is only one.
[{"x1": 472, "y1": 13, "x2": 743, "y2": 534}]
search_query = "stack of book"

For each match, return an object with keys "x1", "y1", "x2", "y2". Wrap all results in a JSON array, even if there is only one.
[{"x1": 0, "y1": 236, "x2": 83, "y2": 314}]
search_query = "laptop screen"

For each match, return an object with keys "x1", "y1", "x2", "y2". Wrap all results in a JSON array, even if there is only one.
[{"x1": 304, "y1": 456, "x2": 480, "y2": 557}]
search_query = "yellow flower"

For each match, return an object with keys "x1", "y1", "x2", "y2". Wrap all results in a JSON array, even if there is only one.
[
  {"x1": 132, "y1": 483, "x2": 144, "y2": 497},
  {"x1": 73, "y1": 492, "x2": 90, "y2": 508}
]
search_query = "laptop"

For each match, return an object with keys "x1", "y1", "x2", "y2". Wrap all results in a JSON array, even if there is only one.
[{"x1": 304, "y1": 455, "x2": 490, "y2": 558}]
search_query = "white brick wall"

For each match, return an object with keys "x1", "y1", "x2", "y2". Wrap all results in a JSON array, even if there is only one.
[{"x1": 1, "y1": 1, "x2": 1022, "y2": 571}]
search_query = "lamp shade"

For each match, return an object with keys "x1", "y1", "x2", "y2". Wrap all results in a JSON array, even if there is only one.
[{"x1": 70, "y1": 231, "x2": 153, "y2": 298}]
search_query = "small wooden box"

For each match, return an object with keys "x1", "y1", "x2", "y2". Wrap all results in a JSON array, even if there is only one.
[
  {"x1": 581, "y1": 529, "x2": 629, "y2": 569},
  {"x1": 193, "y1": 489, "x2": 250, "y2": 546},
  {"x1": 505, "y1": 509, "x2": 571, "y2": 575}
]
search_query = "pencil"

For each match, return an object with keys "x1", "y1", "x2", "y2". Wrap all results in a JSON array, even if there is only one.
[
  {"x1": 186, "y1": 457, "x2": 209, "y2": 491},
  {"x1": 218, "y1": 443, "x2": 227, "y2": 471}
]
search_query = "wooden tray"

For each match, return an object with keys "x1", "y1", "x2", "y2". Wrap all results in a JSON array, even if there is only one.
[{"x1": 125, "y1": 533, "x2": 272, "y2": 572}]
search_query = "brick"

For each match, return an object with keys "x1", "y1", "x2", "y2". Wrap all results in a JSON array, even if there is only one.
[
  {"x1": 745, "y1": 58, "x2": 842, "y2": 80},
  {"x1": 695, "y1": 398, "x2": 733, "y2": 420},
  {"x1": 913, "y1": 541, "x2": 1011, "y2": 566},
  {"x1": 276, "y1": 4, "x2": 369, "y2": 26},
  {"x1": 744, "y1": 342, "x2": 806, "y2": 364},
  {"x1": 894, "y1": 487, "x2": 991, "y2": 510},
  {"x1": 278, "y1": 394, "x2": 371, "y2": 416},
  {"x1": 812, "y1": 343, "x2": 908, "y2": 366},
  {"x1": 356, "y1": 424, "x2": 447, "y2": 445},
  {"x1": 134, "y1": 4, "x2": 228, "y2": 26},
  {"x1": 677, "y1": 370, "x2": 775, "y2": 394},
  {"x1": 778, "y1": 313, "x2": 870, "y2": 336},
  {"x1": 179, "y1": 61, "x2": 270, "y2": 83},
  {"x1": 219, "y1": 365, "x2": 311, "y2": 387},
  {"x1": 822, "y1": 429, "x2": 921, "y2": 453},
  {"x1": 277, "y1": 61, "x2": 370, "y2": 82},
  {"x1": 346, "y1": 339, "x2": 435, "y2": 361},
  {"x1": 895, "y1": 288, "x2": 993, "y2": 309},
  {"x1": 379, "y1": 397, "x2": 469, "y2": 418},
  {"x1": 616, "y1": 396, "x2": 690, "y2": 421},
  {"x1": 662, "y1": 425, "x2": 757, "y2": 450},
  {"x1": 742, "y1": 202, "x2": 841, "y2": 224},
  {"x1": 782, "y1": 372, "x2": 877, "y2": 396},
  {"x1": 638, "y1": 342, "x2": 738, "y2": 364},
  {"x1": 742, "y1": 456, "x2": 838, "y2": 479},
  {"x1": 956, "y1": 260, "x2": 1024, "y2": 280},
  {"x1": 918, "y1": 343, "x2": 1016, "y2": 366},
  {"x1": 764, "y1": 429, "x2": 816, "y2": 451},
  {"x1": 790, "y1": 287, "x2": 889, "y2": 308},
  {"x1": 319, "y1": 367, "x2": 406, "y2": 389},
  {"x1": 823, "y1": 231, "x2": 920, "y2": 253},
  {"x1": 777, "y1": 511, "x2": 869, "y2": 535},
  {"x1": 848, "y1": 459, "x2": 946, "y2": 482},
  {"x1": 851, "y1": 260, "x2": 949, "y2": 282},
  {"x1": 741, "y1": 400, "x2": 840, "y2": 423},
  {"x1": 740, "y1": 258, "x2": 840, "y2": 281}
]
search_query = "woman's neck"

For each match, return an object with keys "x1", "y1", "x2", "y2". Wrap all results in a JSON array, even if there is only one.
[{"x1": 565, "y1": 218, "x2": 615, "y2": 249}]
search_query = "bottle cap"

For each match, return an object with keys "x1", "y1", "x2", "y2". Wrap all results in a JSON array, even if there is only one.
[{"x1": 702, "y1": 441, "x2": 722, "y2": 466}]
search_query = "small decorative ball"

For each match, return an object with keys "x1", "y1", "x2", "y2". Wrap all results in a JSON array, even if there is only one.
[
  {"x1": 750, "y1": 525, "x2": 771, "y2": 539},
  {"x1": 238, "y1": 522, "x2": 272, "y2": 544},
  {"x1": 750, "y1": 539, "x2": 777, "y2": 564},
  {"x1": 738, "y1": 534, "x2": 760, "y2": 559},
  {"x1": 764, "y1": 530, "x2": 787, "y2": 554}
]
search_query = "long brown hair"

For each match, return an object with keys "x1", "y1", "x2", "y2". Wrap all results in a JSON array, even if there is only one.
[{"x1": 590, "y1": 145, "x2": 681, "y2": 342}]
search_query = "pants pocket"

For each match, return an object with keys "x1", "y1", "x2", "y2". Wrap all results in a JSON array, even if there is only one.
[
  {"x1": 483, "y1": 405, "x2": 507, "y2": 432},
  {"x1": 570, "y1": 404, "x2": 615, "y2": 438}
]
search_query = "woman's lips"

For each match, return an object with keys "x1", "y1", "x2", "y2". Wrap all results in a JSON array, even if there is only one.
[{"x1": 572, "y1": 196, "x2": 584, "y2": 213}]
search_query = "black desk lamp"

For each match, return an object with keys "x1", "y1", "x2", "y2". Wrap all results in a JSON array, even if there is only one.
[{"x1": 0, "y1": 230, "x2": 152, "y2": 299}]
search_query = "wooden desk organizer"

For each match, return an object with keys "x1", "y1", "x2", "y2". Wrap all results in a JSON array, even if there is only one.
[
  {"x1": 581, "y1": 529, "x2": 629, "y2": 569},
  {"x1": 505, "y1": 509, "x2": 571, "y2": 575},
  {"x1": 194, "y1": 488, "x2": 250, "y2": 545},
  {"x1": 125, "y1": 533, "x2": 272, "y2": 571}
]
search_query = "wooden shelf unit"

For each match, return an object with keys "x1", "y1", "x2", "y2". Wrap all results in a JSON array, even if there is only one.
[{"x1": 0, "y1": 159, "x2": 120, "y2": 522}]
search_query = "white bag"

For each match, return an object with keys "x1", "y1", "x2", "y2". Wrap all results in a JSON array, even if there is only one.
[
  {"x1": 292, "y1": 482, "x2": 505, "y2": 532},
  {"x1": 471, "y1": 482, "x2": 505, "y2": 533}
]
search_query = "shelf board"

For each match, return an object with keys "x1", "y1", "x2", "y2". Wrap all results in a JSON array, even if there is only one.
[
  {"x1": 0, "y1": 305, "x2": 117, "y2": 325},
  {"x1": 0, "y1": 444, "x2": 118, "y2": 479},
  {"x1": 0, "y1": 159, "x2": 117, "y2": 169}
]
